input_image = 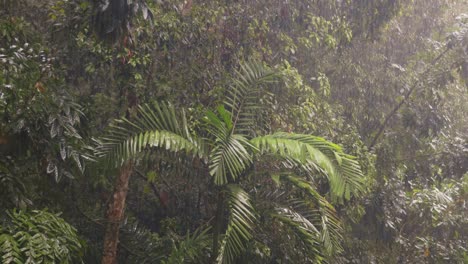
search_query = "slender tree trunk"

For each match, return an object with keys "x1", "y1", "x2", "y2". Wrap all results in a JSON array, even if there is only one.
[
  {"x1": 212, "y1": 190, "x2": 224, "y2": 263},
  {"x1": 101, "y1": 160, "x2": 134, "y2": 264}
]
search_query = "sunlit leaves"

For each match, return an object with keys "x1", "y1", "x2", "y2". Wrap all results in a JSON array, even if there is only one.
[{"x1": 251, "y1": 132, "x2": 365, "y2": 201}]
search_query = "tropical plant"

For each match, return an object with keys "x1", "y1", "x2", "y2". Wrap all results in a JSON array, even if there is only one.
[
  {"x1": 95, "y1": 61, "x2": 365, "y2": 263},
  {"x1": 0, "y1": 209, "x2": 84, "y2": 264},
  {"x1": 1, "y1": 1, "x2": 467, "y2": 263}
]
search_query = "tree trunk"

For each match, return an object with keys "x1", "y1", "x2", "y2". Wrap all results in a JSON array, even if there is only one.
[
  {"x1": 101, "y1": 161, "x2": 134, "y2": 264},
  {"x1": 212, "y1": 190, "x2": 224, "y2": 263}
]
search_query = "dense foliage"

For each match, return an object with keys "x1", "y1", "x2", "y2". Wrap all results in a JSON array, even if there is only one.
[
  {"x1": 0, "y1": 210, "x2": 83, "y2": 263},
  {"x1": 1, "y1": 0, "x2": 467, "y2": 263}
]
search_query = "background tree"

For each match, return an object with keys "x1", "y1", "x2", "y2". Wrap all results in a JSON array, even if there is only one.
[{"x1": 0, "y1": 0, "x2": 466, "y2": 263}]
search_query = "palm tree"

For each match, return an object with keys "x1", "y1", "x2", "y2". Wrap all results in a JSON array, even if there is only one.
[{"x1": 95, "y1": 61, "x2": 365, "y2": 263}]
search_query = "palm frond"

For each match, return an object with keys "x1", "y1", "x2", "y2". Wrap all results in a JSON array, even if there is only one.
[
  {"x1": 205, "y1": 108, "x2": 255, "y2": 185},
  {"x1": 281, "y1": 133, "x2": 365, "y2": 200},
  {"x1": 217, "y1": 185, "x2": 256, "y2": 264},
  {"x1": 225, "y1": 61, "x2": 279, "y2": 134},
  {"x1": 253, "y1": 174, "x2": 343, "y2": 260},
  {"x1": 283, "y1": 175, "x2": 344, "y2": 256},
  {"x1": 251, "y1": 132, "x2": 365, "y2": 200},
  {"x1": 119, "y1": 220, "x2": 166, "y2": 263},
  {"x1": 94, "y1": 102, "x2": 204, "y2": 166},
  {"x1": 271, "y1": 207, "x2": 323, "y2": 262},
  {"x1": 166, "y1": 226, "x2": 212, "y2": 264}
]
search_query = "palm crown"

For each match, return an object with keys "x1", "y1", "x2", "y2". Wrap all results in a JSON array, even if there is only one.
[{"x1": 95, "y1": 61, "x2": 365, "y2": 263}]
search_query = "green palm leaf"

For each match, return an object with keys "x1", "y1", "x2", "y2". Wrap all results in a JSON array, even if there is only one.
[
  {"x1": 225, "y1": 61, "x2": 279, "y2": 134},
  {"x1": 205, "y1": 107, "x2": 255, "y2": 185},
  {"x1": 284, "y1": 175, "x2": 344, "y2": 256},
  {"x1": 250, "y1": 132, "x2": 364, "y2": 200},
  {"x1": 95, "y1": 102, "x2": 203, "y2": 166},
  {"x1": 217, "y1": 185, "x2": 256, "y2": 264},
  {"x1": 254, "y1": 174, "x2": 343, "y2": 261},
  {"x1": 271, "y1": 207, "x2": 323, "y2": 262},
  {"x1": 165, "y1": 226, "x2": 212, "y2": 264}
]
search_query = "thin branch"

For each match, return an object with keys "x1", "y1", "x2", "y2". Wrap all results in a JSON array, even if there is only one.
[{"x1": 368, "y1": 46, "x2": 451, "y2": 150}]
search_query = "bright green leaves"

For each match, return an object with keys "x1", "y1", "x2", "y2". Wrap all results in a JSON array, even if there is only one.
[
  {"x1": 208, "y1": 134, "x2": 254, "y2": 185},
  {"x1": 204, "y1": 106, "x2": 233, "y2": 140},
  {"x1": 0, "y1": 210, "x2": 83, "y2": 264},
  {"x1": 251, "y1": 133, "x2": 337, "y2": 173},
  {"x1": 99, "y1": 129, "x2": 200, "y2": 166},
  {"x1": 251, "y1": 132, "x2": 365, "y2": 201},
  {"x1": 216, "y1": 105, "x2": 234, "y2": 131},
  {"x1": 205, "y1": 106, "x2": 256, "y2": 185},
  {"x1": 95, "y1": 101, "x2": 204, "y2": 167},
  {"x1": 94, "y1": 60, "x2": 366, "y2": 263},
  {"x1": 0, "y1": 233, "x2": 22, "y2": 264},
  {"x1": 224, "y1": 61, "x2": 280, "y2": 134},
  {"x1": 217, "y1": 185, "x2": 256, "y2": 264},
  {"x1": 205, "y1": 61, "x2": 280, "y2": 185}
]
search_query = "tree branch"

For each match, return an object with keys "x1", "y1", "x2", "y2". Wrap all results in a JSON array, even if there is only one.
[{"x1": 368, "y1": 46, "x2": 451, "y2": 150}]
